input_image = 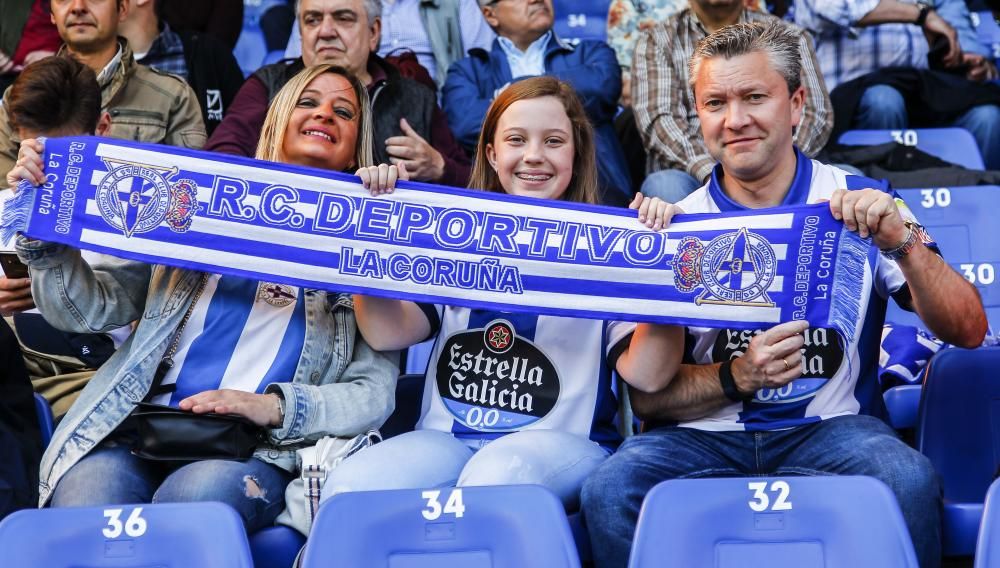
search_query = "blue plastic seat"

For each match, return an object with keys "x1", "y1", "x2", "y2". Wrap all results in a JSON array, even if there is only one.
[
  {"x1": 302, "y1": 485, "x2": 580, "y2": 567},
  {"x1": 0, "y1": 502, "x2": 253, "y2": 567},
  {"x1": 249, "y1": 525, "x2": 305, "y2": 568},
  {"x1": 33, "y1": 392, "x2": 54, "y2": 447},
  {"x1": 838, "y1": 128, "x2": 985, "y2": 169},
  {"x1": 883, "y1": 384, "x2": 922, "y2": 430},
  {"x1": 886, "y1": 186, "x2": 1000, "y2": 334},
  {"x1": 553, "y1": 0, "x2": 611, "y2": 43},
  {"x1": 628, "y1": 476, "x2": 919, "y2": 568},
  {"x1": 972, "y1": 11, "x2": 1000, "y2": 63},
  {"x1": 917, "y1": 347, "x2": 1000, "y2": 556},
  {"x1": 976, "y1": 478, "x2": 1000, "y2": 568}
]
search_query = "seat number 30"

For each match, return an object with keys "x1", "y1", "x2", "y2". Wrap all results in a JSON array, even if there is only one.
[
  {"x1": 421, "y1": 489, "x2": 466, "y2": 520},
  {"x1": 747, "y1": 481, "x2": 793, "y2": 512},
  {"x1": 102, "y1": 507, "x2": 147, "y2": 538}
]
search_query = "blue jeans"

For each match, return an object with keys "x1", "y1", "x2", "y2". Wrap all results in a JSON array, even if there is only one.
[
  {"x1": 50, "y1": 443, "x2": 293, "y2": 532},
  {"x1": 639, "y1": 169, "x2": 703, "y2": 203},
  {"x1": 581, "y1": 415, "x2": 941, "y2": 568},
  {"x1": 854, "y1": 84, "x2": 1000, "y2": 169},
  {"x1": 321, "y1": 429, "x2": 610, "y2": 511}
]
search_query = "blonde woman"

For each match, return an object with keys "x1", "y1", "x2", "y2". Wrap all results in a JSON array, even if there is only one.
[{"x1": 10, "y1": 64, "x2": 398, "y2": 530}]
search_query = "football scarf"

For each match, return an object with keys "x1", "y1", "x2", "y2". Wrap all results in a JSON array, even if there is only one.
[{"x1": 1, "y1": 136, "x2": 870, "y2": 341}]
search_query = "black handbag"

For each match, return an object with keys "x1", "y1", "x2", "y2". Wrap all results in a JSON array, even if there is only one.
[
  {"x1": 131, "y1": 402, "x2": 264, "y2": 461},
  {"x1": 130, "y1": 274, "x2": 265, "y2": 461}
]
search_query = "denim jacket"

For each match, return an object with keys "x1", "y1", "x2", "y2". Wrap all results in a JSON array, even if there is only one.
[{"x1": 16, "y1": 238, "x2": 399, "y2": 506}]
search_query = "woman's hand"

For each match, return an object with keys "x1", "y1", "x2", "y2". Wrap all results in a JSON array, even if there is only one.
[
  {"x1": 178, "y1": 389, "x2": 283, "y2": 428},
  {"x1": 356, "y1": 162, "x2": 409, "y2": 196},
  {"x1": 6, "y1": 138, "x2": 45, "y2": 189},
  {"x1": 629, "y1": 191, "x2": 682, "y2": 231}
]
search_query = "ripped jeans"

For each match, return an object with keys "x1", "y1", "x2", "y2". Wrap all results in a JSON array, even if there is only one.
[{"x1": 49, "y1": 442, "x2": 292, "y2": 532}]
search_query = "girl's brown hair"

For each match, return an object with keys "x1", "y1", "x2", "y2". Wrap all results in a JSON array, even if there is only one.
[{"x1": 468, "y1": 76, "x2": 600, "y2": 205}]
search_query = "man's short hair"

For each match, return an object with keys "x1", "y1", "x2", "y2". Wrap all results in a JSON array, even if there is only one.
[
  {"x1": 7, "y1": 56, "x2": 102, "y2": 136},
  {"x1": 295, "y1": 0, "x2": 382, "y2": 26},
  {"x1": 688, "y1": 21, "x2": 802, "y2": 96}
]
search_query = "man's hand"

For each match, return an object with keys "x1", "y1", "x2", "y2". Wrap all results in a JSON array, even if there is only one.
[
  {"x1": 730, "y1": 320, "x2": 808, "y2": 395},
  {"x1": 963, "y1": 53, "x2": 999, "y2": 82},
  {"x1": 178, "y1": 389, "x2": 283, "y2": 428},
  {"x1": 6, "y1": 138, "x2": 45, "y2": 188},
  {"x1": 0, "y1": 276, "x2": 34, "y2": 315},
  {"x1": 385, "y1": 118, "x2": 445, "y2": 182},
  {"x1": 923, "y1": 10, "x2": 961, "y2": 68},
  {"x1": 828, "y1": 188, "x2": 908, "y2": 250}
]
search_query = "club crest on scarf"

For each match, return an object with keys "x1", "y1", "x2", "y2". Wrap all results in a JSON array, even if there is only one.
[
  {"x1": 671, "y1": 227, "x2": 777, "y2": 308},
  {"x1": 256, "y1": 282, "x2": 298, "y2": 307},
  {"x1": 95, "y1": 159, "x2": 199, "y2": 237}
]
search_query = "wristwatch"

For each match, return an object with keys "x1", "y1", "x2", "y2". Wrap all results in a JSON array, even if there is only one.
[
  {"x1": 880, "y1": 220, "x2": 927, "y2": 260},
  {"x1": 915, "y1": 1, "x2": 934, "y2": 27}
]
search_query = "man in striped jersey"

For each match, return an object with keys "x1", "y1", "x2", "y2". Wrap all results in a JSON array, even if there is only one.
[{"x1": 583, "y1": 21, "x2": 986, "y2": 568}]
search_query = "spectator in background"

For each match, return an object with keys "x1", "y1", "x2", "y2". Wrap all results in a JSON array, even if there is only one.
[
  {"x1": 633, "y1": 0, "x2": 832, "y2": 203},
  {"x1": 0, "y1": 0, "x2": 61, "y2": 91},
  {"x1": 606, "y1": 0, "x2": 687, "y2": 108},
  {"x1": 794, "y1": 0, "x2": 1000, "y2": 169},
  {"x1": 208, "y1": 0, "x2": 472, "y2": 187},
  {"x1": 159, "y1": 0, "x2": 243, "y2": 48},
  {"x1": 119, "y1": 0, "x2": 245, "y2": 135},
  {"x1": 443, "y1": 0, "x2": 632, "y2": 205}
]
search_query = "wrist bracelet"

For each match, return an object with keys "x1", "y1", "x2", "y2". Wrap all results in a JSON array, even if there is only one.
[
  {"x1": 274, "y1": 393, "x2": 286, "y2": 426},
  {"x1": 719, "y1": 359, "x2": 754, "y2": 403}
]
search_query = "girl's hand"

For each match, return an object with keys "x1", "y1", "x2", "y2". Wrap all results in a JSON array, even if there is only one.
[
  {"x1": 179, "y1": 389, "x2": 283, "y2": 428},
  {"x1": 629, "y1": 191, "x2": 682, "y2": 231},
  {"x1": 6, "y1": 138, "x2": 45, "y2": 189},
  {"x1": 356, "y1": 163, "x2": 409, "y2": 196}
]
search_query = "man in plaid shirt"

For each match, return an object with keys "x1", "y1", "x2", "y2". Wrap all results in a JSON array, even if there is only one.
[{"x1": 632, "y1": 0, "x2": 833, "y2": 203}]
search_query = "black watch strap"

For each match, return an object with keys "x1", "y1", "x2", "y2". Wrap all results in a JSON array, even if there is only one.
[
  {"x1": 916, "y1": 4, "x2": 933, "y2": 27},
  {"x1": 719, "y1": 359, "x2": 754, "y2": 403}
]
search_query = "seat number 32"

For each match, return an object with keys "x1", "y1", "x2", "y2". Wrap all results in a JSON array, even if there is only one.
[
  {"x1": 421, "y1": 489, "x2": 465, "y2": 520},
  {"x1": 102, "y1": 507, "x2": 147, "y2": 538},
  {"x1": 747, "y1": 481, "x2": 793, "y2": 512}
]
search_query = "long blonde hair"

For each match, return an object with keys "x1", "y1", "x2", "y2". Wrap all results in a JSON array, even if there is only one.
[
  {"x1": 256, "y1": 64, "x2": 374, "y2": 169},
  {"x1": 468, "y1": 76, "x2": 600, "y2": 205}
]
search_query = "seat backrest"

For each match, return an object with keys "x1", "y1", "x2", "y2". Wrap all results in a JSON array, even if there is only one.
[
  {"x1": 553, "y1": 0, "x2": 611, "y2": 43},
  {"x1": 302, "y1": 485, "x2": 580, "y2": 568},
  {"x1": 885, "y1": 186, "x2": 1000, "y2": 334},
  {"x1": 976, "y1": 478, "x2": 1000, "y2": 568},
  {"x1": 628, "y1": 476, "x2": 919, "y2": 568},
  {"x1": 0, "y1": 502, "x2": 253, "y2": 567},
  {"x1": 971, "y1": 11, "x2": 1000, "y2": 63},
  {"x1": 838, "y1": 128, "x2": 985, "y2": 169},
  {"x1": 918, "y1": 347, "x2": 1000, "y2": 503},
  {"x1": 33, "y1": 392, "x2": 54, "y2": 447}
]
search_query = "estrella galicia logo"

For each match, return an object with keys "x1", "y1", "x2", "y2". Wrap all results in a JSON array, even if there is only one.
[
  {"x1": 437, "y1": 319, "x2": 559, "y2": 431},
  {"x1": 670, "y1": 228, "x2": 776, "y2": 307},
  {"x1": 96, "y1": 159, "x2": 199, "y2": 237}
]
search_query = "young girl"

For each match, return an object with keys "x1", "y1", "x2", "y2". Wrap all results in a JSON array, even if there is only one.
[{"x1": 324, "y1": 76, "x2": 684, "y2": 510}]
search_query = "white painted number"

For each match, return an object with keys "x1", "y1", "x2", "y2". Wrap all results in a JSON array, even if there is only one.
[
  {"x1": 919, "y1": 188, "x2": 951, "y2": 208},
  {"x1": 960, "y1": 263, "x2": 996, "y2": 285},
  {"x1": 747, "y1": 480, "x2": 793, "y2": 512},
  {"x1": 422, "y1": 489, "x2": 465, "y2": 520},
  {"x1": 102, "y1": 507, "x2": 147, "y2": 538},
  {"x1": 971, "y1": 12, "x2": 981, "y2": 27},
  {"x1": 568, "y1": 14, "x2": 587, "y2": 27},
  {"x1": 891, "y1": 130, "x2": 919, "y2": 146}
]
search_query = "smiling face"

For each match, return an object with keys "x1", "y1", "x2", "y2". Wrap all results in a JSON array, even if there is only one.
[
  {"x1": 298, "y1": 0, "x2": 379, "y2": 79},
  {"x1": 281, "y1": 72, "x2": 360, "y2": 171},
  {"x1": 50, "y1": 0, "x2": 125, "y2": 54},
  {"x1": 693, "y1": 50, "x2": 803, "y2": 184},
  {"x1": 486, "y1": 96, "x2": 574, "y2": 201}
]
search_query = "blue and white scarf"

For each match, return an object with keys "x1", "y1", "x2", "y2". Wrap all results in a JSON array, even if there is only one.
[{"x1": 1, "y1": 136, "x2": 870, "y2": 340}]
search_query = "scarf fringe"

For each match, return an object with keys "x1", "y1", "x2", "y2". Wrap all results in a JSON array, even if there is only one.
[
  {"x1": 0, "y1": 180, "x2": 37, "y2": 246},
  {"x1": 829, "y1": 227, "x2": 869, "y2": 344}
]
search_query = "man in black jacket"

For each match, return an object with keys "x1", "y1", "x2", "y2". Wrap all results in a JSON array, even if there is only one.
[{"x1": 120, "y1": 0, "x2": 244, "y2": 135}]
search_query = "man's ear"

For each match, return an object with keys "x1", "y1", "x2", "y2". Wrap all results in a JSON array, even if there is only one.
[
  {"x1": 482, "y1": 6, "x2": 499, "y2": 29},
  {"x1": 369, "y1": 17, "x2": 382, "y2": 52},
  {"x1": 790, "y1": 85, "x2": 805, "y2": 129},
  {"x1": 95, "y1": 112, "x2": 112, "y2": 136}
]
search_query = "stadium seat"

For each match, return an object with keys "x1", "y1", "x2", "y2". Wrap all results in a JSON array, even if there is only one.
[
  {"x1": 553, "y1": 0, "x2": 611, "y2": 44},
  {"x1": 883, "y1": 384, "x2": 922, "y2": 430},
  {"x1": 886, "y1": 186, "x2": 1000, "y2": 334},
  {"x1": 0, "y1": 502, "x2": 253, "y2": 567},
  {"x1": 301, "y1": 485, "x2": 581, "y2": 567},
  {"x1": 234, "y1": 0, "x2": 288, "y2": 76},
  {"x1": 972, "y1": 11, "x2": 1000, "y2": 64},
  {"x1": 249, "y1": 525, "x2": 305, "y2": 568},
  {"x1": 838, "y1": 128, "x2": 986, "y2": 169},
  {"x1": 916, "y1": 347, "x2": 1000, "y2": 556},
  {"x1": 976, "y1": 478, "x2": 1000, "y2": 568},
  {"x1": 34, "y1": 392, "x2": 54, "y2": 447},
  {"x1": 628, "y1": 476, "x2": 919, "y2": 568}
]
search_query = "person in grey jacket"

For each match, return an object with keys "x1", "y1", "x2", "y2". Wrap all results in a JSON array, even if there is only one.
[{"x1": 7, "y1": 64, "x2": 399, "y2": 530}]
